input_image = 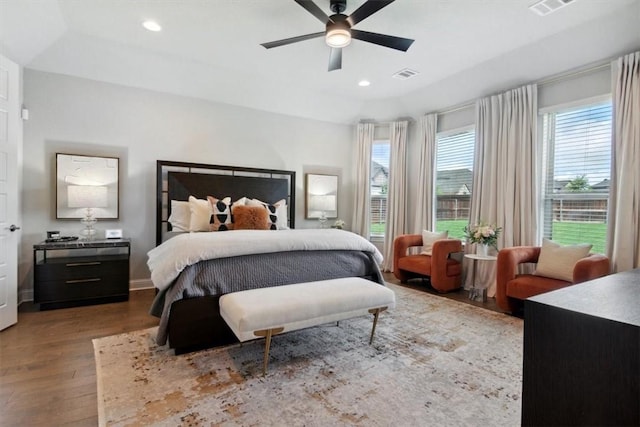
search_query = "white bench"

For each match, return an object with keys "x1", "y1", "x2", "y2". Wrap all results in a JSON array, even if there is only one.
[{"x1": 219, "y1": 277, "x2": 396, "y2": 375}]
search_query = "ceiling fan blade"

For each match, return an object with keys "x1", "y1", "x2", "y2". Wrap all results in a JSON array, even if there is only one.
[
  {"x1": 261, "y1": 32, "x2": 325, "y2": 49},
  {"x1": 351, "y1": 29, "x2": 414, "y2": 52},
  {"x1": 347, "y1": 0, "x2": 395, "y2": 27},
  {"x1": 294, "y1": 0, "x2": 333, "y2": 24},
  {"x1": 328, "y1": 47, "x2": 342, "y2": 71}
]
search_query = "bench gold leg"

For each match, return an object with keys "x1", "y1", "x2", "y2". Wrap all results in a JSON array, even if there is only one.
[
  {"x1": 368, "y1": 307, "x2": 388, "y2": 345},
  {"x1": 254, "y1": 327, "x2": 284, "y2": 375},
  {"x1": 263, "y1": 330, "x2": 273, "y2": 376}
]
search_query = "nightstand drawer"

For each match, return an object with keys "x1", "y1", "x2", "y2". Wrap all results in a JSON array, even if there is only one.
[
  {"x1": 35, "y1": 256, "x2": 128, "y2": 282},
  {"x1": 36, "y1": 270, "x2": 129, "y2": 302}
]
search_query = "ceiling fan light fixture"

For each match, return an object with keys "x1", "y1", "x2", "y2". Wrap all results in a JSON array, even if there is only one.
[
  {"x1": 260, "y1": 0, "x2": 415, "y2": 71},
  {"x1": 326, "y1": 28, "x2": 351, "y2": 48}
]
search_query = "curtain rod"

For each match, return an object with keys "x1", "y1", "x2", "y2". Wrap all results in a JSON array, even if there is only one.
[
  {"x1": 538, "y1": 60, "x2": 610, "y2": 86},
  {"x1": 359, "y1": 118, "x2": 415, "y2": 126},
  {"x1": 432, "y1": 58, "x2": 613, "y2": 116}
]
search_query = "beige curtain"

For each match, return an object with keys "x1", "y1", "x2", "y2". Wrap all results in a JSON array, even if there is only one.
[
  {"x1": 469, "y1": 84, "x2": 539, "y2": 295},
  {"x1": 351, "y1": 123, "x2": 374, "y2": 237},
  {"x1": 382, "y1": 121, "x2": 408, "y2": 271},
  {"x1": 607, "y1": 51, "x2": 640, "y2": 272},
  {"x1": 414, "y1": 114, "x2": 438, "y2": 233}
]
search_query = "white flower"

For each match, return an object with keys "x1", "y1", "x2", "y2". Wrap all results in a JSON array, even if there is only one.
[{"x1": 464, "y1": 222, "x2": 502, "y2": 247}]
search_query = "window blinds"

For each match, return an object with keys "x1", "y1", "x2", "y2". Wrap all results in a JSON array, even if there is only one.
[
  {"x1": 542, "y1": 101, "x2": 612, "y2": 254},
  {"x1": 370, "y1": 141, "x2": 390, "y2": 238},
  {"x1": 435, "y1": 129, "x2": 475, "y2": 239}
]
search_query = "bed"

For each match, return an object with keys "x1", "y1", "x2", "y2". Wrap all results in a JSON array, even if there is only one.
[{"x1": 149, "y1": 160, "x2": 384, "y2": 354}]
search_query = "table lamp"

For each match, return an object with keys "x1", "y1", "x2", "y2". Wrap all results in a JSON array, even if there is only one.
[
  {"x1": 310, "y1": 194, "x2": 336, "y2": 228},
  {"x1": 67, "y1": 185, "x2": 108, "y2": 239}
]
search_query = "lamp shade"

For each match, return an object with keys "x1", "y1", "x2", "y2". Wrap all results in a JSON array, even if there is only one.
[
  {"x1": 67, "y1": 185, "x2": 108, "y2": 208},
  {"x1": 309, "y1": 194, "x2": 337, "y2": 212}
]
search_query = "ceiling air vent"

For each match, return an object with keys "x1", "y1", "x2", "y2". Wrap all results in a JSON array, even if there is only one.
[
  {"x1": 529, "y1": 0, "x2": 576, "y2": 16},
  {"x1": 392, "y1": 68, "x2": 419, "y2": 80}
]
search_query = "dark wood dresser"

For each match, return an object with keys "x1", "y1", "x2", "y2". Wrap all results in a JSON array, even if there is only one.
[
  {"x1": 522, "y1": 268, "x2": 640, "y2": 426},
  {"x1": 33, "y1": 238, "x2": 130, "y2": 310}
]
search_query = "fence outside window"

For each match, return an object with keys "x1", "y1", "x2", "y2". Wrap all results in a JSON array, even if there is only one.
[{"x1": 372, "y1": 192, "x2": 606, "y2": 251}]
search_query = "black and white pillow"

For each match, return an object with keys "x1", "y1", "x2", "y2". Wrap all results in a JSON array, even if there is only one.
[
  {"x1": 207, "y1": 196, "x2": 233, "y2": 231},
  {"x1": 206, "y1": 196, "x2": 249, "y2": 231},
  {"x1": 248, "y1": 198, "x2": 287, "y2": 230}
]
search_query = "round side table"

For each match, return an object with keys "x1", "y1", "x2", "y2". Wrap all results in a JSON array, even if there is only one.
[{"x1": 464, "y1": 253, "x2": 498, "y2": 302}]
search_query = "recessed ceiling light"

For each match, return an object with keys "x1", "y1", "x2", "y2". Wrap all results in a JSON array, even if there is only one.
[
  {"x1": 142, "y1": 20, "x2": 162, "y2": 32},
  {"x1": 358, "y1": 80, "x2": 371, "y2": 87}
]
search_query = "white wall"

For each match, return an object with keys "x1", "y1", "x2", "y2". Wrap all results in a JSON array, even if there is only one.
[{"x1": 19, "y1": 70, "x2": 355, "y2": 300}]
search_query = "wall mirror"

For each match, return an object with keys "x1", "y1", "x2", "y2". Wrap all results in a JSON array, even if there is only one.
[
  {"x1": 56, "y1": 153, "x2": 119, "y2": 219},
  {"x1": 305, "y1": 173, "x2": 338, "y2": 219}
]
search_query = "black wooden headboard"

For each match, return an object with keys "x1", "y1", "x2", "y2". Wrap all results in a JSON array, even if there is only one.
[{"x1": 156, "y1": 160, "x2": 296, "y2": 245}]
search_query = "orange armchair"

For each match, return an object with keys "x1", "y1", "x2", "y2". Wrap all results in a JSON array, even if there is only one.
[
  {"x1": 393, "y1": 234, "x2": 463, "y2": 292},
  {"x1": 496, "y1": 246, "x2": 610, "y2": 313}
]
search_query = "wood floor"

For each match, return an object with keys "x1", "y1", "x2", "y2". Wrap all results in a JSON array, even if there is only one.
[
  {"x1": 0, "y1": 290, "x2": 158, "y2": 426},
  {"x1": 0, "y1": 275, "x2": 500, "y2": 426}
]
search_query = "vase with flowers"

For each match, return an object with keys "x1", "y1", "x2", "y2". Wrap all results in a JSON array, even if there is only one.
[
  {"x1": 331, "y1": 219, "x2": 345, "y2": 230},
  {"x1": 463, "y1": 222, "x2": 502, "y2": 256}
]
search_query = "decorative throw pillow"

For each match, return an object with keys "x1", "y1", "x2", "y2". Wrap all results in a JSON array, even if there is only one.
[
  {"x1": 274, "y1": 200, "x2": 289, "y2": 229},
  {"x1": 188, "y1": 196, "x2": 215, "y2": 232},
  {"x1": 207, "y1": 196, "x2": 233, "y2": 231},
  {"x1": 232, "y1": 205, "x2": 270, "y2": 230},
  {"x1": 420, "y1": 230, "x2": 448, "y2": 256},
  {"x1": 248, "y1": 198, "x2": 287, "y2": 230},
  {"x1": 231, "y1": 197, "x2": 248, "y2": 211},
  {"x1": 168, "y1": 200, "x2": 190, "y2": 232},
  {"x1": 534, "y1": 238, "x2": 592, "y2": 282}
]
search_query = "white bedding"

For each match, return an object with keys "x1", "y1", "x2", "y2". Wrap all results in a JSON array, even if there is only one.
[{"x1": 147, "y1": 229, "x2": 383, "y2": 291}]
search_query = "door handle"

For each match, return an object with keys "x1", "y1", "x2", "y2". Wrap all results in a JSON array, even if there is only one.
[{"x1": 8, "y1": 224, "x2": 21, "y2": 232}]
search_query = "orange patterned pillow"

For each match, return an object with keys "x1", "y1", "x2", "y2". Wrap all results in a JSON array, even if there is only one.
[{"x1": 232, "y1": 205, "x2": 269, "y2": 230}]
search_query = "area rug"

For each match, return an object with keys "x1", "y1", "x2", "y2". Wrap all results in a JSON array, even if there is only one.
[{"x1": 93, "y1": 283, "x2": 523, "y2": 426}]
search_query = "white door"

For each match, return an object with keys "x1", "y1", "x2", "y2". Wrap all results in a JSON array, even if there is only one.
[{"x1": 0, "y1": 54, "x2": 20, "y2": 331}]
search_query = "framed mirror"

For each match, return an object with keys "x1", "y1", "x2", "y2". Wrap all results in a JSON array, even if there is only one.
[
  {"x1": 56, "y1": 153, "x2": 119, "y2": 219},
  {"x1": 305, "y1": 173, "x2": 338, "y2": 219}
]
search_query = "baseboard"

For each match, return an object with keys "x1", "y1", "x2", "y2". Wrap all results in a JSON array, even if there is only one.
[
  {"x1": 130, "y1": 278, "x2": 154, "y2": 291},
  {"x1": 19, "y1": 289, "x2": 34, "y2": 305}
]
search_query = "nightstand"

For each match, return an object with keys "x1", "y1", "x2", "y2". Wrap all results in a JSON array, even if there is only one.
[{"x1": 33, "y1": 238, "x2": 130, "y2": 310}]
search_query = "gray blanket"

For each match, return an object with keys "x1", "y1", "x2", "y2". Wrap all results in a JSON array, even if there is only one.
[{"x1": 150, "y1": 250, "x2": 383, "y2": 345}]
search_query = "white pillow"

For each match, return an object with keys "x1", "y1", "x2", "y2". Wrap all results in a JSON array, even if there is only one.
[
  {"x1": 188, "y1": 196, "x2": 215, "y2": 232},
  {"x1": 231, "y1": 197, "x2": 248, "y2": 212},
  {"x1": 420, "y1": 230, "x2": 448, "y2": 256},
  {"x1": 168, "y1": 200, "x2": 190, "y2": 232},
  {"x1": 534, "y1": 238, "x2": 592, "y2": 282},
  {"x1": 248, "y1": 198, "x2": 288, "y2": 229}
]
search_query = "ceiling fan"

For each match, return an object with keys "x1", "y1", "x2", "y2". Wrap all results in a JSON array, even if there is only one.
[{"x1": 261, "y1": 0, "x2": 415, "y2": 71}]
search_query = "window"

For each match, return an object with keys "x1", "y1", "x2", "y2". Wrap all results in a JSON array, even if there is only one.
[
  {"x1": 541, "y1": 101, "x2": 612, "y2": 254},
  {"x1": 435, "y1": 128, "x2": 475, "y2": 239},
  {"x1": 370, "y1": 140, "x2": 390, "y2": 238}
]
